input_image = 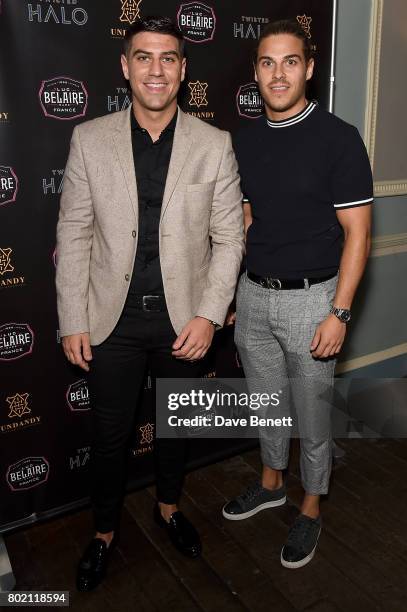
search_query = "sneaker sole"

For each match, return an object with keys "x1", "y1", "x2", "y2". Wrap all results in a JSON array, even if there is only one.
[
  {"x1": 280, "y1": 528, "x2": 321, "y2": 569},
  {"x1": 222, "y1": 496, "x2": 287, "y2": 521}
]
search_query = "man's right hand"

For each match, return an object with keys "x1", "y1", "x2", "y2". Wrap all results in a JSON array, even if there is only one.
[
  {"x1": 61, "y1": 333, "x2": 92, "y2": 371},
  {"x1": 225, "y1": 310, "x2": 236, "y2": 326}
]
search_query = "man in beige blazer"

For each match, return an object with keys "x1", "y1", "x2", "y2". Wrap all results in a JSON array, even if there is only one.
[{"x1": 56, "y1": 16, "x2": 244, "y2": 591}]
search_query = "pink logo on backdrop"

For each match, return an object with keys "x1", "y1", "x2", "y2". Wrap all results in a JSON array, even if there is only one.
[
  {"x1": 0, "y1": 166, "x2": 18, "y2": 207},
  {"x1": 236, "y1": 83, "x2": 264, "y2": 119},
  {"x1": 177, "y1": 2, "x2": 216, "y2": 43},
  {"x1": 0, "y1": 323, "x2": 34, "y2": 361},
  {"x1": 39, "y1": 77, "x2": 88, "y2": 120},
  {"x1": 6, "y1": 457, "x2": 50, "y2": 491}
]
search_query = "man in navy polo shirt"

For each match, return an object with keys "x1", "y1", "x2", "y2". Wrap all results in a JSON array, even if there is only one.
[{"x1": 223, "y1": 19, "x2": 373, "y2": 568}]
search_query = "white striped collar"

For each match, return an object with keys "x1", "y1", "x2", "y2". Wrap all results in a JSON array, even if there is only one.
[{"x1": 266, "y1": 101, "x2": 317, "y2": 128}]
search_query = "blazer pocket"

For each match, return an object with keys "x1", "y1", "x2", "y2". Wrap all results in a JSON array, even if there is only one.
[{"x1": 184, "y1": 181, "x2": 216, "y2": 193}]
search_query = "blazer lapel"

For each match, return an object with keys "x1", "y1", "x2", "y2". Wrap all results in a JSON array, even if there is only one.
[
  {"x1": 111, "y1": 105, "x2": 138, "y2": 221},
  {"x1": 161, "y1": 109, "x2": 192, "y2": 223}
]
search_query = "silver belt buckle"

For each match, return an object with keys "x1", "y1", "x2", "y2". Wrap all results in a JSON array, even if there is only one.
[
  {"x1": 142, "y1": 295, "x2": 162, "y2": 311},
  {"x1": 267, "y1": 278, "x2": 282, "y2": 290}
]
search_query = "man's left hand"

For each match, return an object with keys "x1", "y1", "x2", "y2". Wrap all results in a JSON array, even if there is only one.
[
  {"x1": 310, "y1": 314, "x2": 346, "y2": 358},
  {"x1": 172, "y1": 317, "x2": 215, "y2": 361}
]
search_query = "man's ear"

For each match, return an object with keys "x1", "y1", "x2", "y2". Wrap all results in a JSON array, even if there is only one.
[
  {"x1": 121, "y1": 54, "x2": 129, "y2": 81},
  {"x1": 306, "y1": 57, "x2": 314, "y2": 82},
  {"x1": 181, "y1": 57, "x2": 187, "y2": 82}
]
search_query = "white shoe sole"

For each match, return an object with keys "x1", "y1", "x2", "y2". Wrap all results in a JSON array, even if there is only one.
[
  {"x1": 280, "y1": 528, "x2": 321, "y2": 569},
  {"x1": 222, "y1": 496, "x2": 287, "y2": 521}
]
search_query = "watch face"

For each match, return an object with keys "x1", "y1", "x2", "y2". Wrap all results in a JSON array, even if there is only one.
[
  {"x1": 331, "y1": 306, "x2": 351, "y2": 322},
  {"x1": 339, "y1": 309, "x2": 351, "y2": 322}
]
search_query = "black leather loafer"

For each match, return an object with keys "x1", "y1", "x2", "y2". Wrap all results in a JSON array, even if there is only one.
[
  {"x1": 153, "y1": 503, "x2": 202, "y2": 558},
  {"x1": 76, "y1": 535, "x2": 117, "y2": 592}
]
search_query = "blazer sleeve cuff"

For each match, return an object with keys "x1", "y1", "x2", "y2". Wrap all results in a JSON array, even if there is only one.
[
  {"x1": 58, "y1": 313, "x2": 90, "y2": 338},
  {"x1": 195, "y1": 307, "x2": 226, "y2": 330}
]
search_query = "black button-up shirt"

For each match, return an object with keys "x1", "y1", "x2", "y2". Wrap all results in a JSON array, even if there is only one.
[{"x1": 129, "y1": 109, "x2": 177, "y2": 295}]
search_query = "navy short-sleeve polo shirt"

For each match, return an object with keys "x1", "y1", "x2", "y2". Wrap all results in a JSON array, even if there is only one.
[{"x1": 233, "y1": 101, "x2": 373, "y2": 278}]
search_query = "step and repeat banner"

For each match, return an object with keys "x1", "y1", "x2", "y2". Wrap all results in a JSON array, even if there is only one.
[{"x1": 0, "y1": 0, "x2": 334, "y2": 532}]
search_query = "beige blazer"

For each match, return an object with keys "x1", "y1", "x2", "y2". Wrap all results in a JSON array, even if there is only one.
[{"x1": 56, "y1": 106, "x2": 244, "y2": 345}]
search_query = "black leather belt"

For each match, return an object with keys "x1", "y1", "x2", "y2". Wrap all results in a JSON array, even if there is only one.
[
  {"x1": 126, "y1": 294, "x2": 167, "y2": 311},
  {"x1": 247, "y1": 271, "x2": 337, "y2": 290}
]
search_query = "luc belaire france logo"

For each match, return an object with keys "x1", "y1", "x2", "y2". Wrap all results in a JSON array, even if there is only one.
[
  {"x1": 6, "y1": 457, "x2": 50, "y2": 491},
  {"x1": 0, "y1": 166, "x2": 18, "y2": 207},
  {"x1": 66, "y1": 379, "x2": 90, "y2": 412},
  {"x1": 0, "y1": 323, "x2": 34, "y2": 361},
  {"x1": 39, "y1": 77, "x2": 88, "y2": 120},
  {"x1": 177, "y1": 2, "x2": 216, "y2": 43},
  {"x1": 236, "y1": 82, "x2": 264, "y2": 119}
]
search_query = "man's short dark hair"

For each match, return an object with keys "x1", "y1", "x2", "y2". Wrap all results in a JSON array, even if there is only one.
[
  {"x1": 123, "y1": 16, "x2": 185, "y2": 57},
  {"x1": 254, "y1": 19, "x2": 313, "y2": 63}
]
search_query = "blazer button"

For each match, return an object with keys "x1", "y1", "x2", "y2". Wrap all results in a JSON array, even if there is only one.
[
  {"x1": 125, "y1": 274, "x2": 130, "y2": 281},
  {"x1": 132, "y1": 230, "x2": 136, "y2": 237}
]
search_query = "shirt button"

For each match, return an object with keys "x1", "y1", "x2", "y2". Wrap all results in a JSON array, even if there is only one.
[
  {"x1": 132, "y1": 230, "x2": 136, "y2": 237},
  {"x1": 125, "y1": 274, "x2": 130, "y2": 281}
]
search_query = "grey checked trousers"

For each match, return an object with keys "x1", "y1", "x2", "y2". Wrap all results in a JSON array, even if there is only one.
[{"x1": 235, "y1": 271, "x2": 338, "y2": 495}]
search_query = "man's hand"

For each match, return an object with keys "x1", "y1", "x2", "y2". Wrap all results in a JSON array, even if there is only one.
[
  {"x1": 310, "y1": 315, "x2": 346, "y2": 359},
  {"x1": 62, "y1": 332, "x2": 93, "y2": 371},
  {"x1": 225, "y1": 309, "x2": 236, "y2": 326},
  {"x1": 172, "y1": 317, "x2": 215, "y2": 361}
]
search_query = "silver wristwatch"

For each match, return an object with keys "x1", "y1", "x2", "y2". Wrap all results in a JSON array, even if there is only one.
[{"x1": 330, "y1": 306, "x2": 351, "y2": 323}]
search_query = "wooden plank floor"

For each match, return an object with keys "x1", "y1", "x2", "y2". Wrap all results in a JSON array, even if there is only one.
[{"x1": 4, "y1": 440, "x2": 407, "y2": 612}]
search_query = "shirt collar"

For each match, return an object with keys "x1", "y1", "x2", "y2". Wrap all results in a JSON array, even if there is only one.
[
  {"x1": 266, "y1": 100, "x2": 318, "y2": 129},
  {"x1": 131, "y1": 107, "x2": 178, "y2": 135}
]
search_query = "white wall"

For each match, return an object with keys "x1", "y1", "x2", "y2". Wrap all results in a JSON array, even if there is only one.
[{"x1": 334, "y1": 0, "x2": 407, "y2": 375}]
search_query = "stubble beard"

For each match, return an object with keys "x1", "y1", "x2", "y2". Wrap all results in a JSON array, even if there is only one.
[{"x1": 261, "y1": 79, "x2": 307, "y2": 116}]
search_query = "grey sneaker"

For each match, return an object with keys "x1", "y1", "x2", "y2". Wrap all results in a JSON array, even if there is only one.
[
  {"x1": 281, "y1": 514, "x2": 321, "y2": 569},
  {"x1": 222, "y1": 481, "x2": 286, "y2": 520}
]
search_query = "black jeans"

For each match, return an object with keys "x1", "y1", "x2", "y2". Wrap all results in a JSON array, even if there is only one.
[{"x1": 87, "y1": 295, "x2": 202, "y2": 533}]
